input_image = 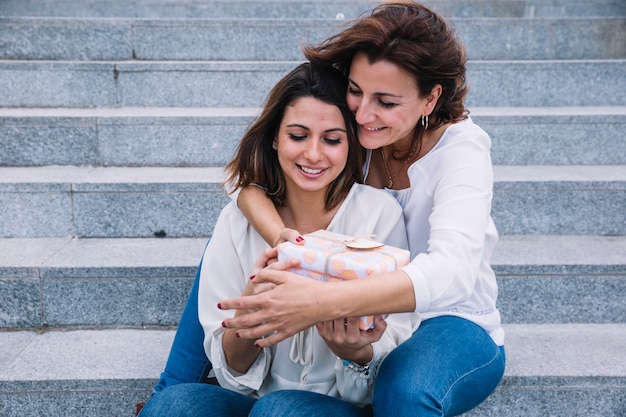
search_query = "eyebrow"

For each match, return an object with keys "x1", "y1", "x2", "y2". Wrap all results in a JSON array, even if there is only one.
[
  {"x1": 348, "y1": 79, "x2": 403, "y2": 99},
  {"x1": 286, "y1": 123, "x2": 347, "y2": 133}
]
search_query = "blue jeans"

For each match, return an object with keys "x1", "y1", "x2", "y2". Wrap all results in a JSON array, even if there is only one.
[
  {"x1": 139, "y1": 383, "x2": 372, "y2": 417},
  {"x1": 372, "y1": 315, "x2": 506, "y2": 416},
  {"x1": 152, "y1": 258, "x2": 212, "y2": 394}
]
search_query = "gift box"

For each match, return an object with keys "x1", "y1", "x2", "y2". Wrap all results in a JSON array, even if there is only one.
[{"x1": 277, "y1": 229, "x2": 411, "y2": 330}]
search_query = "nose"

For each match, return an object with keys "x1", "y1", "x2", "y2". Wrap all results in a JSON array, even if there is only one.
[
  {"x1": 304, "y1": 138, "x2": 322, "y2": 162},
  {"x1": 353, "y1": 97, "x2": 375, "y2": 125}
]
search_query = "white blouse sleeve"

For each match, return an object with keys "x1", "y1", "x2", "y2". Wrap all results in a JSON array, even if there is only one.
[
  {"x1": 197, "y1": 204, "x2": 272, "y2": 394},
  {"x1": 402, "y1": 127, "x2": 496, "y2": 313}
]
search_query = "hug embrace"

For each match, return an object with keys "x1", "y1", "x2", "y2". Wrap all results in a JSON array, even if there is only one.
[{"x1": 139, "y1": 2, "x2": 505, "y2": 416}]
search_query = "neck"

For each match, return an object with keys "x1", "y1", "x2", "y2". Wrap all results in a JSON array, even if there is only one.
[{"x1": 279, "y1": 188, "x2": 338, "y2": 234}]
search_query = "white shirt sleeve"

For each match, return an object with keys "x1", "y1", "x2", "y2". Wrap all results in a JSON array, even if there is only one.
[{"x1": 197, "y1": 203, "x2": 272, "y2": 394}]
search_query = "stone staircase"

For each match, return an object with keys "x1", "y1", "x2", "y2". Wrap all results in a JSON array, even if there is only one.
[{"x1": 0, "y1": 0, "x2": 625, "y2": 415}]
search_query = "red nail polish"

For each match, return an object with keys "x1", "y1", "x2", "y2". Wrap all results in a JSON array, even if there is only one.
[
  {"x1": 221, "y1": 321, "x2": 226, "y2": 328},
  {"x1": 235, "y1": 332, "x2": 240, "y2": 338},
  {"x1": 249, "y1": 275, "x2": 256, "y2": 280},
  {"x1": 217, "y1": 303, "x2": 222, "y2": 309},
  {"x1": 296, "y1": 236, "x2": 304, "y2": 243},
  {"x1": 254, "y1": 342, "x2": 260, "y2": 348}
]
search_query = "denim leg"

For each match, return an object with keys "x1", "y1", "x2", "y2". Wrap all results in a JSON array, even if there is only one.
[
  {"x1": 372, "y1": 316, "x2": 505, "y2": 417},
  {"x1": 139, "y1": 383, "x2": 256, "y2": 417},
  {"x1": 250, "y1": 390, "x2": 372, "y2": 417},
  {"x1": 152, "y1": 257, "x2": 212, "y2": 394}
]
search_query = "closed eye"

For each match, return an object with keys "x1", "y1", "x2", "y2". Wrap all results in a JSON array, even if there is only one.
[
  {"x1": 324, "y1": 137, "x2": 342, "y2": 145},
  {"x1": 288, "y1": 133, "x2": 307, "y2": 141}
]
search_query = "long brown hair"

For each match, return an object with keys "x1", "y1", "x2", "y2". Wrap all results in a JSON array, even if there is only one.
[
  {"x1": 224, "y1": 63, "x2": 362, "y2": 210},
  {"x1": 303, "y1": 1, "x2": 469, "y2": 159}
]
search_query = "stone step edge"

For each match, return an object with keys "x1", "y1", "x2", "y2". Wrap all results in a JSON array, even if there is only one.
[
  {"x1": 1, "y1": 324, "x2": 625, "y2": 384},
  {"x1": 1, "y1": 165, "x2": 626, "y2": 185},
  {"x1": 1, "y1": 106, "x2": 625, "y2": 118},
  {"x1": 1, "y1": 235, "x2": 624, "y2": 274}
]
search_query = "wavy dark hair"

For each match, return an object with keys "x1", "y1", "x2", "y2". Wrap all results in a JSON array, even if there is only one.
[
  {"x1": 224, "y1": 62, "x2": 362, "y2": 210},
  {"x1": 303, "y1": 1, "x2": 469, "y2": 159}
]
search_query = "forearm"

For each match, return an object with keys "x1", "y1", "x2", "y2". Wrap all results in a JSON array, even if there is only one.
[
  {"x1": 238, "y1": 186, "x2": 284, "y2": 247},
  {"x1": 326, "y1": 270, "x2": 417, "y2": 318}
]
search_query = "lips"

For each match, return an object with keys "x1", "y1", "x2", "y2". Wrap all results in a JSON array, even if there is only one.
[
  {"x1": 362, "y1": 126, "x2": 385, "y2": 132},
  {"x1": 299, "y1": 165, "x2": 325, "y2": 175}
]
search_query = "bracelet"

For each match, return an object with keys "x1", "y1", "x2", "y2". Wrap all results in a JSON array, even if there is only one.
[{"x1": 343, "y1": 359, "x2": 370, "y2": 375}]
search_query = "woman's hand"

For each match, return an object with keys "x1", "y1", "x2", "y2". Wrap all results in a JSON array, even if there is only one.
[
  {"x1": 219, "y1": 263, "x2": 339, "y2": 348},
  {"x1": 272, "y1": 227, "x2": 305, "y2": 247},
  {"x1": 316, "y1": 315, "x2": 387, "y2": 364}
]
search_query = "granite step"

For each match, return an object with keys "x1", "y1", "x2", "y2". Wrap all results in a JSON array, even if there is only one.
[
  {"x1": 1, "y1": 165, "x2": 625, "y2": 238},
  {"x1": 1, "y1": 0, "x2": 624, "y2": 18},
  {"x1": 1, "y1": 16, "x2": 623, "y2": 61},
  {"x1": 0, "y1": 234, "x2": 624, "y2": 328},
  {"x1": 1, "y1": 107, "x2": 625, "y2": 167},
  {"x1": 0, "y1": 324, "x2": 624, "y2": 417},
  {"x1": 0, "y1": 60, "x2": 624, "y2": 108}
]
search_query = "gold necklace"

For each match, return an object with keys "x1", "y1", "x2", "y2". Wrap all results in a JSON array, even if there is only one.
[{"x1": 379, "y1": 143, "x2": 418, "y2": 188}]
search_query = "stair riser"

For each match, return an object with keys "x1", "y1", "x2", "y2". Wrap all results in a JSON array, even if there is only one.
[
  {"x1": 2, "y1": 114, "x2": 625, "y2": 166},
  {"x1": 0, "y1": 183, "x2": 624, "y2": 238},
  {"x1": 2, "y1": 272, "x2": 624, "y2": 328},
  {"x1": 0, "y1": 378, "x2": 624, "y2": 417},
  {"x1": 1, "y1": 61, "x2": 624, "y2": 108},
  {"x1": 0, "y1": 380, "x2": 152, "y2": 417},
  {"x1": 1, "y1": 18, "x2": 623, "y2": 61},
  {"x1": 465, "y1": 380, "x2": 626, "y2": 417},
  {"x1": 1, "y1": 0, "x2": 624, "y2": 18}
]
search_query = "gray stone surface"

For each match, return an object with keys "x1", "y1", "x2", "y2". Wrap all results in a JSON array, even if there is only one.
[
  {"x1": 1, "y1": 165, "x2": 625, "y2": 237},
  {"x1": 1, "y1": 0, "x2": 624, "y2": 18},
  {"x1": 0, "y1": 235, "x2": 623, "y2": 327},
  {"x1": 465, "y1": 60, "x2": 626, "y2": 107},
  {"x1": 0, "y1": 62, "x2": 117, "y2": 108},
  {"x1": 473, "y1": 108, "x2": 626, "y2": 165},
  {"x1": 0, "y1": 18, "x2": 133, "y2": 60},
  {"x1": 1, "y1": 107, "x2": 624, "y2": 167},
  {"x1": 2, "y1": 60, "x2": 624, "y2": 108},
  {"x1": 0, "y1": 325, "x2": 623, "y2": 416},
  {"x1": 2, "y1": 17, "x2": 622, "y2": 61}
]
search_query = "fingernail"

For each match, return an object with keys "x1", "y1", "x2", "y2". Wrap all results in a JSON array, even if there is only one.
[
  {"x1": 295, "y1": 236, "x2": 304, "y2": 244},
  {"x1": 249, "y1": 275, "x2": 256, "y2": 280},
  {"x1": 217, "y1": 303, "x2": 222, "y2": 309},
  {"x1": 221, "y1": 321, "x2": 226, "y2": 328},
  {"x1": 235, "y1": 332, "x2": 240, "y2": 338},
  {"x1": 254, "y1": 342, "x2": 260, "y2": 348}
]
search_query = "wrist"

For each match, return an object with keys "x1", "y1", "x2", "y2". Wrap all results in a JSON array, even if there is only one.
[{"x1": 344, "y1": 345, "x2": 373, "y2": 366}]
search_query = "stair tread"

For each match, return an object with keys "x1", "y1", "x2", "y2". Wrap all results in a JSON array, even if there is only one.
[
  {"x1": 1, "y1": 324, "x2": 625, "y2": 382},
  {"x1": 0, "y1": 235, "x2": 624, "y2": 271},
  {"x1": 1, "y1": 105, "x2": 625, "y2": 118},
  {"x1": 1, "y1": 165, "x2": 625, "y2": 184}
]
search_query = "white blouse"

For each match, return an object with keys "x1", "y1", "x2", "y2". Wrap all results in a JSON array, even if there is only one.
[
  {"x1": 198, "y1": 183, "x2": 413, "y2": 407},
  {"x1": 365, "y1": 117, "x2": 504, "y2": 345}
]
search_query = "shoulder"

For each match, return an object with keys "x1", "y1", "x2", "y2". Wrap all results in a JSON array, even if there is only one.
[{"x1": 443, "y1": 117, "x2": 491, "y2": 149}]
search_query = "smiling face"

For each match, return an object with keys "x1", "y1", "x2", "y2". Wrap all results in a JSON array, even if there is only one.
[
  {"x1": 276, "y1": 96, "x2": 349, "y2": 197},
  {"x1": 347, "y1": 52, "x2": 429, "y2": 151}
]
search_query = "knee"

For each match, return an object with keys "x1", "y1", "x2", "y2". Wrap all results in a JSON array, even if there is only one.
[
  {"x1": 250, "y1": 391, "x2": 288, "y2": 417},
  {"x1": 138, "y1": 383, "x2": 209, "y2": 417}
]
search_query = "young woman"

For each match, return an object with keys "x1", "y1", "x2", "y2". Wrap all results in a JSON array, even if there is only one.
[
  {"x1": 219, "y1": 2, "x2": 506, "y2": 416},
  {"x1": 138, "y1": 62, "x2": 412, "y2": 417}
]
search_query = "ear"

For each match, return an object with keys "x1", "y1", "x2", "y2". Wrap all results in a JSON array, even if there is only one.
[{"x1": 424, "y1": 84, "x2": 442, "y2": 116}]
